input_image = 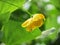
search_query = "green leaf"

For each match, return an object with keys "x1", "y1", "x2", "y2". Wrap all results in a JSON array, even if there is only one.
[
  {"x1": 0, "y1": 0, "x2": 26, "y2": 14},
  {"x1": 45, "y1": 4, "x2": 58, "y2": 15},
  {"x1": 0, "y1": 31, "x2": 3, "y2": 42},
  {"x1": 45, "y1": 16, "x2": 57, "y2": 29},
  {"x1": 50, "y1": 0, "x2": 60, "y2": 9},
  {"x1": 0, "y1": 12, "x2": 11, "y2": 24},
  {"x1": 45, "y1": 14, "x2": 58, "y2": 40},
  {"x1": 10, "y1": 9, "x2": 30, "y2": 22},
  {"x1": 28, "y1": 1, "x2": 39, "y2": 14},
  {"x1": 45, "y1": 4, "x2": 58, "y2": 29},
  {"x1": 2, "y1": 20, "x2": 41, "y2": 45},
  {"x1": 0, "y1": 0, "x2": 26, "y2": 28}
]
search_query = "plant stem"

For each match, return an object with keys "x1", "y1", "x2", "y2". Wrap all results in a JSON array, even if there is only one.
[
  {"x1": 25, "y1": 10, "x2": 32, "y2": 17},
  {"x1": 21, "y1": 8, "x2": 32, "y2": 17}
]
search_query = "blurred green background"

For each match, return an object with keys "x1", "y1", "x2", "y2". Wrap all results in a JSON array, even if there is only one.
[{"x1": 0, "y1": 0, "x2": 60, "y2": 45}]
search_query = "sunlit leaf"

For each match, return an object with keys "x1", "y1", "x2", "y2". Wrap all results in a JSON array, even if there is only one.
[
  {"x1": 2, "y1": 20, "x2": 41, "y2": 45},
  {"x1": 0, "y1": 0, "x2": 25, "y2": 14},
  {"x1": 50, "y1": 0, "x2": 60, "y2": 9}
]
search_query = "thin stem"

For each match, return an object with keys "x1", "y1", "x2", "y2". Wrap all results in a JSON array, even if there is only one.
[
  {"x1": 22, "y1": 8, "x2": 32, "y2": 17},
  {"x1": 25, "y1": 10, "x2": 32, "y2": 17}
]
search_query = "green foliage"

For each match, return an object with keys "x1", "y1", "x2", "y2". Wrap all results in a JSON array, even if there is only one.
[
  {"x1": 2, "y1": 20, "x2": 41, "y2": 45},
  {"x1": 0, "y1": 0, "x2": 60, "y2": 45},
  {"x1": 0, "y1": 0, "x2": 41, "y2": 45},
  {"x1": 50, "y1": 0, "x2": 60, "y2": 9},
  {"x1": 0, "y1": 0, "x2": 25, "y2": 14}
]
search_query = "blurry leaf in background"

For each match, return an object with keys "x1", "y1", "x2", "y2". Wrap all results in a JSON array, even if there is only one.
[
  {"x1": 0, "y1": 1, "x2": 17, "y2": 14},
  {"x1": 45, "y1": 4, "x2": 58, "y2": 15},
  {"x1": 2, "y1": 20, "x2": 41, "y2": 45},
  {"x1": 28, "y1": 1, "x2": 39, "y2": 14},
  {"x1": 0, "y1": 0, "x2": 26, "y2": 29},
  {"x1": 10, "y1": 9, "x2": 30, "y2": 22},
  {"x1": 57, "y1": 15, "x2": 60, "y2": 28},
  {"x1": 42, "y1": 0, "x2": 50, "y2": 3},
  {"x1": 50, "y1": 0, "x2": 60, "y2": 9},
  {"x1": 44, "y1": 4, "x2": 59, "y2": 42},
  {"x1": 0, "y1": 31, "x2": 3, "y2": 43},
  {"x1": 35, "y1": 42, "x2": 46, "y2": 45},
  {"x1": 44, "y1": 3, "x2": 58, "y2": 30},
  {"x1": 36, "y1": 27, "x2": 55, "y2": 41},
  {"x1": 33, "y1": 0, "x2": 60, "y2": 44},
  {"x1": 0, "y1": 21, "x2": 3, "y2": 30},
  {"x1": 41, "y1": 27, "x2": 55, "y2": 39},
  {"x1": 0, "y1": 12, "x2": 11, "y2": 24},
  {"x1": 0, "y1": 0, "x2": 26, "y2": 14},
  {"x1": 0, "y1": 43, "x2": 5, "y2": 45}
]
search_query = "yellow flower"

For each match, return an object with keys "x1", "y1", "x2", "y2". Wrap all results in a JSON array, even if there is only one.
[{"x1": 21, "y1": 14, "x2": 45, "y2": 32}]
